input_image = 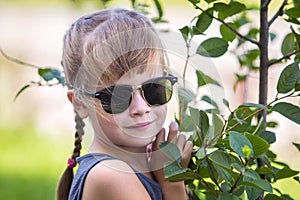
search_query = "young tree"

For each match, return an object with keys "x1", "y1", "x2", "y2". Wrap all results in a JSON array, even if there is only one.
[{"x1": 160, "y1": 0, "x2": 300, "y2": 199}]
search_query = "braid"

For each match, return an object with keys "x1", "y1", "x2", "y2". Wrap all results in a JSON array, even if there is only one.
[
  {"x1": 56, "y1": 111, "x2": 85, "y2": 200},
  {"x1": 70, "y1": 111, "x2": 85, "y2": 166}
]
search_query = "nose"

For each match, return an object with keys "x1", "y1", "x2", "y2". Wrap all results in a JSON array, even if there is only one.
[{"x1": 128, "y1": 89, "x2": 151, "y2": 117}]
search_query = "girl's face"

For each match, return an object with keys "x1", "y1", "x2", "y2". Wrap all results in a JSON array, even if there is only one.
[{"x1": 88, "y1": 65, "x2": 168, "y2": 153}]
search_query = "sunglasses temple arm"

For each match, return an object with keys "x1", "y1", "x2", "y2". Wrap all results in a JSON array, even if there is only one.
[{"x1": 81, "y1": 90, "x2": 96, "y2": 98}]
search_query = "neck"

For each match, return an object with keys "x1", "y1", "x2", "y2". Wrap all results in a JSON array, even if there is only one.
[{"x1": 88, "y1": 136, "x2": 151, "y2": 173}]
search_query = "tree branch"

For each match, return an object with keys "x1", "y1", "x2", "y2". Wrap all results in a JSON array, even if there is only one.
[
  {"x1": 0, "y1": 48, "x2": 41, "y2": 69},
  {"x1": 193, "y1": 4, "x2": 259, "y2": 46},
  {"x1": 262, "y1": 0, "x2": 272, "y2": 9},
  {"x1": 268, "y1": 0, "x2": 287, "y2": 27},
  {"x1": 268, "y1": 49, "x2": 300, "y2": 67}
]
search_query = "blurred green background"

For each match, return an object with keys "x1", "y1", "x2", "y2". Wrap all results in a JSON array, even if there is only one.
[{"x1": 0, "y1": 0, "x2": 299, "y2": 199}]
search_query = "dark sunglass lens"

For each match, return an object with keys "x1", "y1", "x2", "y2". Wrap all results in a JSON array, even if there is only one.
[
  {"x1": 142, "y1": 79, "x2": 173, "y2": 106},
  {"x1": 103, "y1": 85, "x2": 132, "y2": 114}
]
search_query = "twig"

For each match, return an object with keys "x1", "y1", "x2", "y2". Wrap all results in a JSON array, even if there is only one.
[
  {"x1": 193, "y1": 4, "x2": 259, "y2": 46},
  {"x1": 0, "y1": 48, "x2": 41, "y2": 69},
  {"x1": 268, "y1": 49, "x2": 300, "y2": 67},
  {"x1": 268, "y1": 0, "x2": 287, "y2": 27}
]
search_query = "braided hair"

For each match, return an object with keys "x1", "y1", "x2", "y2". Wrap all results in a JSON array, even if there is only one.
[{"x1": 56, "y1": 111, "x2": 85, "y2": 200}]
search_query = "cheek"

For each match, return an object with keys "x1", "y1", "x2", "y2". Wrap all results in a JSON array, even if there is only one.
[{"x1": 154, "y1": 104, "x2": 167, "y2": 120}]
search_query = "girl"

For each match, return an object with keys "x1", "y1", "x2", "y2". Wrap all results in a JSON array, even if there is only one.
[{"x1": 57, "y1": 8, "x2": 193, "y2": 200}]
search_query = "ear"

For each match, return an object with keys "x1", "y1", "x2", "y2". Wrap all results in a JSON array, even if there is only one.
[{"x1": 67, "y1": 90, "x2": 89, "y2": 118}]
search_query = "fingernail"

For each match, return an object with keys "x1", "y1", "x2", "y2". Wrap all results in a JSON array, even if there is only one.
[{"x1": 169, "y1": 122, "x2": 178, "y2": 130}]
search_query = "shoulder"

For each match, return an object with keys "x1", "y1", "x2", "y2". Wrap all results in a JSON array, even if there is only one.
[{"x1": 81, "y1": 159, "x2": 151, "y2": 200}]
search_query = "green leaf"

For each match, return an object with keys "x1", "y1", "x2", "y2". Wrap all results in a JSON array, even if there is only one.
[
  {"x1": 165, "y1": 170, "x2": 202, "y2": 182},
  {"x1": 229, "y1": 131, "x2": 253, "y2": 158},
  {"x1": 212, "y1": 112, "x2": 223, "y2": 137},
  {"x1": 178, "y1": 87, "x2": 196, "y2": 103},
  {"x1": 267, "y1": 121, "x2": 278, "y2": 128},
  {"x1": 163, "y1": 161, "x2": 187, "y2": 179},
  {"x1": 272, "y1": 102, "x2": 300, "y2": 125},
  {"x1": 188, "y1": 0, "x2": 200, "y2": 5},
  {"x1": 196, "y1": 37, "x2": 228, "y2": 57},
  {"x1": 213, "y1": 163, "x2": 237, "y2": 184},
  {"x1": 159, "y1": 142, "x2": 181, "y2": 163},
  {"x1": 245, "y1": 133, "x2": 270, "y2": 157},
  {"x1": 244, "y1": 168, "x2": 261, "y2": 180},
  {"x1": 189, "y1": 107, "x2": 200, "y2": 128},
  {"x1": 265, "y1": 194, "x2": 287, "y2": 200},
  {"x1": 196, "y1": 147, "x2": 206, "y2": 159},
  {"x1": 209, "y1": 150, "x2": 231, "y2": 169},
  {"x1": 38, "y1": 68, "x2": 65, "y2": 85},
  {"x1": 180, "y1": 115, "x2": 194, "y2": 132},
  {"x1": 196, "y1": 70, "x2": 221, "y2": 87},
  {"x1": 275, "y1": 166, "x2": 299, "y2": 180},
  {"x1": 285, "y1": 7, "x2": 300, "y2": 18},
  {"x1": 179, "y1": 26, "x2": 189, "y2": 43},
  {"x1": 194, "y1": 8, "x2": 213, "y2": 34},
  {"x1": 291, "y1": 26, "x2": 300, "y2": 48},
  {"x1": 270, "y1": 32, "x2": 277, "y2": 41},
  {"x1": 227, "y1": 107, "x2": 253, "y2": 132},
  {"x1": 152, "y1": 0, "x2": 163, "y2": 18},
  {"x1": 294, "y1": 0, "x2": 300, "y2": 8},
  {"x1": 256, "y1": 166, "x2": 274, "y2": 176},
  {"x1": 223, "y1": 98, "x2": 230, "y2": 108},
  {"x1": 259, "y1": 130, "x2": 276, "y2": 144},
  {"x1": 241, "y1": 103, "x2": 267, "y2": 110},
  {"x1": 285, "y1": 17, "x2": 300, "y2": 25},
  {"x1": 281, "y1": 33, "x2": 296, "y2": 56},
  {"x1": 218, "y1": 192, "x2": 239, "y2": 200},
  {"x1": 205, "y1": 0, "x2": 217, "y2": 3},
  {"x1": 201, "y1": 95, "x2": 219, "y2": 109},
  {"x1": 276, "y1": 62, "x2": 300, "y2": 94},
  {"x1": 295, "y1": 75, "x2": 300, "y2": 91},
  {"x1": 214, "y1": 2, "x2": 246, "y2": 20},
  {"x1": 242, "y1": 179, "x2": 273, "y2": 193},
  {"x1": 190, "y1": 108, "x2": 210, "y2": 142},
  {"x1": 293, "y1": 176, "x2": 300, "y2": 183},
  {"x1": 14, "y1": 84, "x2": 31, "y2": 101},
  {"x1": 293, "y1": 142, "x2": 300, "y2": 152},
  {"x1": 38, "y1": 68, "x2": 54, "y2": 81},
  {"x1": 220, "y1": 23, "x2": 236, "y2": 42}
]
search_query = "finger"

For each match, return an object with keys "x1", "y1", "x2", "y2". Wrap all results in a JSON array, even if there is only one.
[
  {"x1": 167, "y1": 122, "x2": 178, "y2": 142},
  {"x1": 152, "y1": 128, "x2": 165, "y2": 151},
  {"x1": 176, "y1": 134, "x2": 187, "y2": 153},
  {"x1": 181, "y1": 141, "x2": 193, "y2": 168}
]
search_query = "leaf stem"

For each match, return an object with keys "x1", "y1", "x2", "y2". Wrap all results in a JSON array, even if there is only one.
[
  {"x1": 192, "y1": 4, "x2": 259, "y2": 46},
  {"x1": 268, "y1": 49, "x2": 300, "y2": 67},
  {"x1": 0, "y1": 48, "x2": 41, "y2": 69}
]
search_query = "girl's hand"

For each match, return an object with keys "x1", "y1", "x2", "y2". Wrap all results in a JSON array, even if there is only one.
[{"x1": 150, "y1": 122, "x2": 193, "y2": 199}]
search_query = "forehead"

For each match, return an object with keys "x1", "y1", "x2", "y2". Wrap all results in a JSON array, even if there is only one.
[{"x1": 116, "y1": 63, "x2": 165, "y2": 85}]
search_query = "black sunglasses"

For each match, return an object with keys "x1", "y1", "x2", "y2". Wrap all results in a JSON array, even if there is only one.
[{"x1": 82, "y1": 75, "x2": 177, "y2": 114}]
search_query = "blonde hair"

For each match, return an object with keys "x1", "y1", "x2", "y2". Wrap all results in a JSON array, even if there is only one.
[
  {"x1": 57, "y1": 8, "x2": 167, "y2": 200},
  {"x1": 63, "y1": 8, "x2": 166, "y2": 90}
]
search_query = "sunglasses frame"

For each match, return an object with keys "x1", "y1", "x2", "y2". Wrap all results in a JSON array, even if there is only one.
[{"x1": 81, "y1": 75, "x2": 178, "y2": 114}]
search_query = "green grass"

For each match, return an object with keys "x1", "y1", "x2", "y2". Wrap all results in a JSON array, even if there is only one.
[{"x1": 0, "y1": 123, "x2": 72, "y2": 200}]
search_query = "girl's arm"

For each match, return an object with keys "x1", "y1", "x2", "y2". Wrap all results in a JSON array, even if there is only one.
[
  {"x1": 151, "y1": 122, "x2": 193, "y2": 200},
  {"x1": 82, "y1": 160, "x2": 152, "y2": 200}
]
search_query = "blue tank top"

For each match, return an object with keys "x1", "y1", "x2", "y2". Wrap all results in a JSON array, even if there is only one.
[{"x1": 68, "y1": 153, "x2": 162, "y2": 200}]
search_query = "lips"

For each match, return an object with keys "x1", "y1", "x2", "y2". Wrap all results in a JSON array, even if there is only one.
[{"x1": 125, "y1": 121, "x2": 152, "y2": 129}]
